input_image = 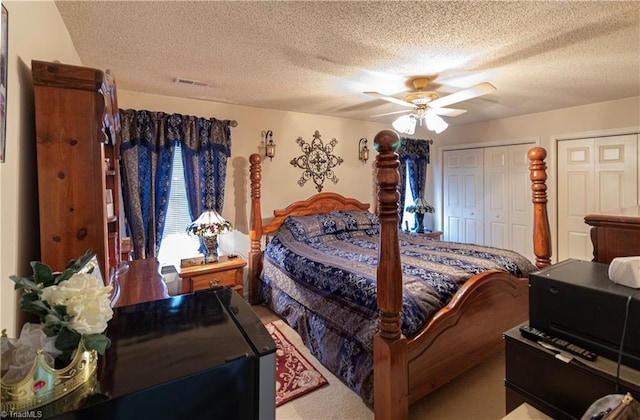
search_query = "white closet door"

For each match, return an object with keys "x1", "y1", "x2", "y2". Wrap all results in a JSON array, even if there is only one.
[
  {"x1": 507, "y1": 144, "x2": 535, "y2": 260},
  {"x1": 558, "y1": 134, "x2": 638, "y2": 261},
  {"x1": 484, "y1": 146, "x2": 510, "y2": 249},
  {"x1": 444, "y1": 151, "x2": 463, "y2": 242},
  {"x1": 444, "y1": 148, "x2": 484, "y2": 244},
  {"x1": 595, "y1": 136, "x2": 638, "y2": 212},
  {"x1": 484, "y1": 144, "x2": 534, "y2": 260}
]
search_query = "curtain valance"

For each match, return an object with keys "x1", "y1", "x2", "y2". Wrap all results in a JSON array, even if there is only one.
[
  {"x1": 119, "y1": 109, "x2": 232, "y2": 156},
  {"x1": 397, "y1": 137, "x2": 431, "y2": 163}
]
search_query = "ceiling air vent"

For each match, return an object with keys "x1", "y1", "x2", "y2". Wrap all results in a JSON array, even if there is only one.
[{"x1": 174, "y1": 77, "x2": 209, "y2": 87}]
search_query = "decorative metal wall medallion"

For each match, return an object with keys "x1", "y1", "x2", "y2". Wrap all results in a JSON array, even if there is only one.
[{"x1": 290, "y1": 130, "x2": 343, "y2": 192}]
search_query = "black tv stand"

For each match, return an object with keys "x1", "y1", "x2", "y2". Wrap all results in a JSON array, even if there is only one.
[{"x1": 504, "y1": 322, "x2": 640, "y2": 419}]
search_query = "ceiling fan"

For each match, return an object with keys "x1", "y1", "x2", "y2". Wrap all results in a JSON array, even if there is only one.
[{"x1": 364, "y1": 76, "x2": 496, "y2": 134}]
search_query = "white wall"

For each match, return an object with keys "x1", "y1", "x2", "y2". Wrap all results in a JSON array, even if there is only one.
[
  {"x1": 0, "y1": 0, "x2": 82, "y2": 337},
  {"x1": 117, "y1": 90, "x2": 389, "y2": 258}
]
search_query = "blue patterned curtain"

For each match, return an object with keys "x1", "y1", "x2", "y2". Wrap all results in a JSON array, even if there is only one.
[
  {"x1": 397, "y1": 137, "x2": 432, "y2": 227},
  {"x1": 120, "y1": 110, "x2": 178, "y2": 259},
  {"x1": 119, "y1": 110, "x2": 232, "y2": 259},
  {"x1": 181, "y1": 117, "x2": 232, "y2": 220}
]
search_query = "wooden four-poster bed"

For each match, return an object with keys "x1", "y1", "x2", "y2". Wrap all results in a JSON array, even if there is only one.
[{"x1": 248, "y1": 129, "x2": 552, "y2": 419}]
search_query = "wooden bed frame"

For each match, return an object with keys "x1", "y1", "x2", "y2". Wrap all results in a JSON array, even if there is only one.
[{"x1": 248, "y1": 130, "x2": 552, "y2": 419}]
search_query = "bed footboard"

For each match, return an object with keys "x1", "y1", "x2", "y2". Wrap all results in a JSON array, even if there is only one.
[
  {"x1": 406, "y1": 271, "x2": 528, "y2": 403},
  {"x1": 372, "y1": 132, "x2": 550, "y2": 419}
]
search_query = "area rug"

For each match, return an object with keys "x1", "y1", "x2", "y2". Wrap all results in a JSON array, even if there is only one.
[{"x1": 264, "y1": 322, "x2": 329, "y2": 406}]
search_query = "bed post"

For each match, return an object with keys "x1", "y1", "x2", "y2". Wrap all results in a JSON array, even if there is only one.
[
  {"x1": 528, "y1": 147, "x2": 552, "y2": 268},
  {"x1": 373, "y1": 130, "x2": 408, "y2": 420},
  {"x1": 248, "y1": 153, "x2": 264, "y2": 304}
]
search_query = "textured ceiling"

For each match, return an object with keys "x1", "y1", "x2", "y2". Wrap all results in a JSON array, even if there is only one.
[{"x1": 55, "y1": 1, "x2": 640, "y2": 127}]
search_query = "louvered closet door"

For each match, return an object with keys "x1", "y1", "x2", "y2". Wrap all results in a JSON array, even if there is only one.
[
  {"x1": 558, "y1": 135, "x2": 638, "y2": 261},
  {"x1": 443, "y1": 148, "x2": 484, "y2": 244}
]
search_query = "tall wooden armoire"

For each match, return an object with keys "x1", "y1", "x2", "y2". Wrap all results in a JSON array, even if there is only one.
[{"x1": 31, "y1": 60, "x2": 123, "y2": 279}]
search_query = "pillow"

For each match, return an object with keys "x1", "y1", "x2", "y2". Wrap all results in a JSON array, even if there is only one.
[
  {"x1": 331, "y1": 210, "x2": 380, "y2": 233},
  {"x1": 284, "y1": 213, "x2": 347, "y2": 241}
]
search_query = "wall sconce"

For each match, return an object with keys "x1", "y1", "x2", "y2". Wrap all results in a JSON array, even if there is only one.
[
  {"x1": 264, "y1": 130, "x2": 276, "y2": 161},
  {"x1": 358, "y1": 138, "x2": 369, "y2": 163}
]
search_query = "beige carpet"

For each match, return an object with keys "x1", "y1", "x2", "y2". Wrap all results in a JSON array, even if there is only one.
[{"x1": 253, "y1": 305, "x2": 507, "y2": 420}]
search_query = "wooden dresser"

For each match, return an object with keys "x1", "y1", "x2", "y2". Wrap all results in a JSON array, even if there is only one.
[{"x1": 584, "y1": 205, "x2": 640, "y2": 263}]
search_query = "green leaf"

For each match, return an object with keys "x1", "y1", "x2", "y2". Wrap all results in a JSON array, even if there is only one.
[
  {"x1": 54, "y1": 268, "x2": 75, "y2": 284},
  {"x1": 19, "y1": 291, "x2": 39, "y2": 306},
  {"x1": 83, "y1": 334, "x2": 111, "y2": 354},
  {"x1": 44, "y1": 312, "x2": 65, "y2": 326},
  {"x1": 31, "y1": 261, "x2": 54, "y2": 286},
  {"x1": 55, "y1": 327, "x2": 81, "y2": 351},
  {"x1": 42, "y1": 323, "x2": 60, "y2": 337},
  {"x1": 51, "y1": 304, "x2": 69, "y2": 317},
  {"x1": 20, "y1": 294, "x2": 49, "y2": 316},
  {"x1": 10, "y1": 275, "x2": 40, "y2": 292},
  {"x1": 29, "y1": 299, "x2": 51, "y2": 312}
]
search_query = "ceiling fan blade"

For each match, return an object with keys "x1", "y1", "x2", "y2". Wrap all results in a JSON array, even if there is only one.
[
  {"x1": 370, "y1": 109, "x2": 412, "y2": 118},
  {"x1": 430, "y1": 107, "x2": 467, "y2": 117},
  {"x1": 428, "y1": 82, "x2": 496, "y2": 109},
  {"x1": 364, "y1": 91, "x2": 415, "y2": 108}
]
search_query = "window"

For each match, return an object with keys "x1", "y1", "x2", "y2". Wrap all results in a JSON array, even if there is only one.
[
  {"x1": 402, "y1": 167, "x2": 416, "y2": 231},
  {"x1": 157, "y1": 143, "x2": 200, "y2": 268}
]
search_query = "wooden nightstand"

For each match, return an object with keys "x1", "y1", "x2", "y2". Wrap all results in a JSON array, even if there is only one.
[
  {"x1": 417, "y1": 230, "x2": 443, "y2": 240},
  {"x1": 179, "y1": 255, "x2": 247, "y2": 296}
]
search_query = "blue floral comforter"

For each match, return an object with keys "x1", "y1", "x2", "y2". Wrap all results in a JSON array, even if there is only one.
[{"x1": 260, "y1": 210, "x2": 536, "y2": 406}]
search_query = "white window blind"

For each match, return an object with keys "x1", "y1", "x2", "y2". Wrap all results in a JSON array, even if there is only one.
[
  {"x1": 158, "y1": 143, "x2": 199, "y2": 268},
  {"x1": 402, "y1": 169, "x2": 415, "y2": 231},
  {"x1": 163, "y1": 143, "x2": 192, "y2": 236}
]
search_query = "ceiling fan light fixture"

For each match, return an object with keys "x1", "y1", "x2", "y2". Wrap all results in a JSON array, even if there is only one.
[
  {"x1": 392, "y1": 114, "x2": 417, "y2": 135},
  {"x1": 403, "y1": 91, "x2": 438, "y2": 105},
  {"x1": 393, "y1": 112, "x2": 447, "y2": 135},
  {"x1": 424, "y1": 112, "x2": 448, "y2": 134},
  {"x1": 371, "y1": 76, "x2": 494, "y2": 135},
  {"x1": 412, "y1": 98, "x2": 433, "y2": 105}
]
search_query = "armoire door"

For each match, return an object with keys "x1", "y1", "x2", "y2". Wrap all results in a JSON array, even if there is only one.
[
  {"x1": 443, "y1": 148, "x2": 484, "y2": 244},
  {"x1": 557, "y1": 134, "x2": 638, "y2": 261}
]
